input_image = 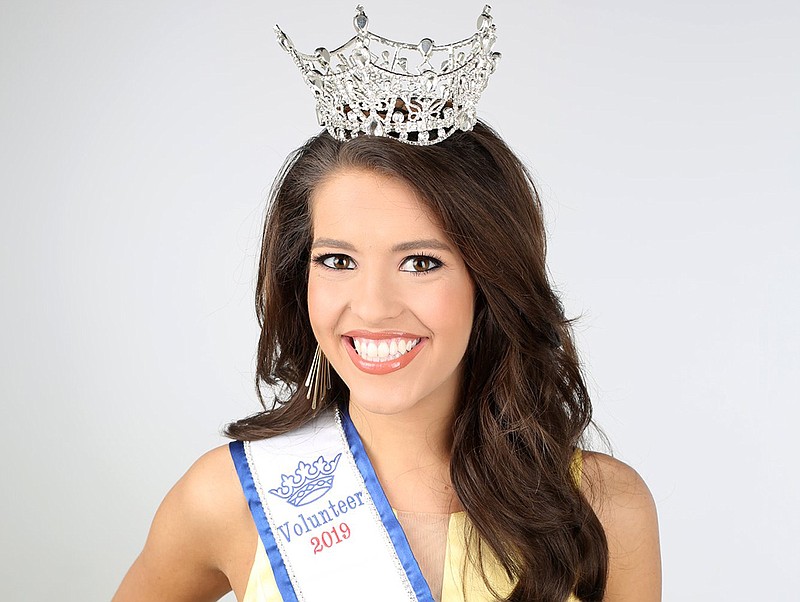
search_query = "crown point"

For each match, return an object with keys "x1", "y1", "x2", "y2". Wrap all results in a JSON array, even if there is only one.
[
  {"x1": 478, "y1": 6, "x2": 494, "y2": 29},
  {"x1": 354, "y1": 6, "x2": 368, "y2": 33},
  {"x1": 315, "y1": 47, "x2": 331, "y2": 66},
  {"x1": 275, "y1": 26, "x2": 294, "y2": 52},
  {"x1": 419, "y1": 37, "x2": 434, "y2": 57}
]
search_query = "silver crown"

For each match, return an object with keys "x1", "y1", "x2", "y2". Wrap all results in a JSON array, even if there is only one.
[{"x1": 275, "y1": 5, "x2": 501, "y2": 146}]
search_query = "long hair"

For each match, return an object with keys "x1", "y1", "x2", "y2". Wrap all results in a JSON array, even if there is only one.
[{"x1": 225, "y1": 121, "x2": 608, "y2": 601}]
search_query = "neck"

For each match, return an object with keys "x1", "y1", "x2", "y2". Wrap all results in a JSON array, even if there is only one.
[{"x1": 347, "y1": 401, "x2": 460, "y2": 514}]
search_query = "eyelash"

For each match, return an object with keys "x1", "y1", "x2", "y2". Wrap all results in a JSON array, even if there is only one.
[{"x1": 311, "y1": 253, "x2": 444, "y2": 276}]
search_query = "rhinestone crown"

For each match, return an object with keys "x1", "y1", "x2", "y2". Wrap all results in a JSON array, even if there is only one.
[{"x1": 275, "y1": 5, "x2": 500, "y2": 146}]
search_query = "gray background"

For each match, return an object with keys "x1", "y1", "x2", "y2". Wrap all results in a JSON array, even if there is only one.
[{"x1": 1, "y1": 0, "x2": 798, "y2": 600}]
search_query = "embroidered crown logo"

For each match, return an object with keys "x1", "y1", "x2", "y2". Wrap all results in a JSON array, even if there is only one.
[{"x1": 268, "y1": 454, "x2": 342, "y2": 507}]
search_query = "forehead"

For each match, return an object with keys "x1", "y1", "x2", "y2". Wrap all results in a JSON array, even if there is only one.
[{"x1": 310, "y1": 169, "x2": 443, "y2": 240}]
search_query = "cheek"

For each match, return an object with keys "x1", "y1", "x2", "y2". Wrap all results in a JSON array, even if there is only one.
[
  {"x1": 429, "y1": 277, "x2": 475, "y2": 346},
  {"x1": 306, "y1": 277, "x2": 326, "y2": 333},
  {"x1": 307, "y1": 276, "x2": 344, "y2": 337},
  {"x1": 454, "y1": 292, "x2": 476, "y2": 344}
]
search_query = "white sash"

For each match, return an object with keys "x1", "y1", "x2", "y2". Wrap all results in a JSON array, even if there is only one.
[{"x1": 230, "y1": 408, "x2": 435, "y2": 602}]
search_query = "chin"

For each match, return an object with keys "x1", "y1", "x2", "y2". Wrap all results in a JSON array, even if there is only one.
[
  {"x1": 346, "y1": 388, "x2": 421, "y2": 417},
  {"x1": 344, "y1": 378, "x2": 457, "y2": 420}
]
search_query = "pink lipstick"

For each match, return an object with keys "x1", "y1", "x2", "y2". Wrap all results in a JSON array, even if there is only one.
[{"x1": 341, "y1": 332, "x2": 428, "y2": 375}]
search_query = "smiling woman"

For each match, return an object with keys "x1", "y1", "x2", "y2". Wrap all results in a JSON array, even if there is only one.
[
  {"x1": 112, "y1": 6, "x2": 660, "y2": 602},
  {"x1": 113, "y1": 119, "x2": 660, "y2": 602}
]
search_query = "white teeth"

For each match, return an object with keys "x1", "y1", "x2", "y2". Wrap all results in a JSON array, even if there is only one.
[{"x1": 350, "y1": 336, "x2": 421, "y2": 362}]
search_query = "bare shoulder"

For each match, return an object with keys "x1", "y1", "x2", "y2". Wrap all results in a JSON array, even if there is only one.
[
  {"x1": 580, "y1": 452, "x2": 655, "y2": 515},
  {"x1": 580, "y1": 451, "x2": 662, "y2": 602},
  {"x1": 113, "y1": 444, "x2": 255, "y2": 602},
  {"x1": 177, "y1": 444, "x2": 248, "y2": 519}
]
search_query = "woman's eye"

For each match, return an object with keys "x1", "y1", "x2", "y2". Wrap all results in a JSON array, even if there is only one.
[
  {"x1": 320, "y1": 255, "x2": 354, "y2": 270},
  {"x1": 399, "y1": 255, "x2": 442, "y2": 273}
]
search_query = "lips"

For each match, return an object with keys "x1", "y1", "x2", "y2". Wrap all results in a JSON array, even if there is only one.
[{"x1": 341, "y1": 331, "x2": 428, "y2": 375}]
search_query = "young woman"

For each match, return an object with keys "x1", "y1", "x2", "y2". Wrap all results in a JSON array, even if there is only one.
[
  {"x1": 113, "y1": 122, "x2": 660, "y2": 602},
  {"x1": 114, "y1": 7, "x2": 660, "y2": 602}
]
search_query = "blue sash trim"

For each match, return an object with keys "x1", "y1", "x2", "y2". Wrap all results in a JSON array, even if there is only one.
[
  {"x1": 339, "y1": 407, "x2": 436, "y2": 602},
  {"x1": 229, "y1": 440, "x2": 299, "y2": 602}
]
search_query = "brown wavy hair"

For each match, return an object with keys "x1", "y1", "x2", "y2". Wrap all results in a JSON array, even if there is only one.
[{"x1": 225, "y1": 121, "x2": 608, "y2": 601}]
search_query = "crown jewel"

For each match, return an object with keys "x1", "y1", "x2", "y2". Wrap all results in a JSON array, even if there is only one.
[{"x1": 275, "y1": 5, "x2": 501, "y2": 146}]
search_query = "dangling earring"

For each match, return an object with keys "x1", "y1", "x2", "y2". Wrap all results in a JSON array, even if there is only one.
[{"x1": 304, "y1": 344, "x2": 331, "y2": 410}]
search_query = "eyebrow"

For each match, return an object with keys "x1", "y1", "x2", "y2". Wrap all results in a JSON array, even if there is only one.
[
  {"x1": 392, "y1": 238, "x2": 452, "y2": 252},
  {"x1": 311, "y1": 238, "x2": 452, "y2": 253},
  {"x1": 312, "y1": 238, "x2": 357, "y2": 251}
]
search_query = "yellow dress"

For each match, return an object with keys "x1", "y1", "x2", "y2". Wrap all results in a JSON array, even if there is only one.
[{"x1": 241, "y1": 452, "x2": 583, "y2": 602}]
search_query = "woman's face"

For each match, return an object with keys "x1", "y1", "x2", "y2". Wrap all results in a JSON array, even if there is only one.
[{"x1": 307, "y1": 168, "x2": 475, "y2": 420}]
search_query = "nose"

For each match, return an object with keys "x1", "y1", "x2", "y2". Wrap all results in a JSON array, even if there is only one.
[{"x1": 348, "y1": 266, "x2": 403, "y2": 325}]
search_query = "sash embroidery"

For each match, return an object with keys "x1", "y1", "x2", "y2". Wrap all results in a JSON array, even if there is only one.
[{"x1": 230, "y1": 409, "x2": 435, "y2": 602}]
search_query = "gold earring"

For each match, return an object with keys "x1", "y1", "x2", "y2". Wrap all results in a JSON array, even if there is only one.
[{"x1": 304, "y1": 344, "x2": 331, "y2": 410}]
